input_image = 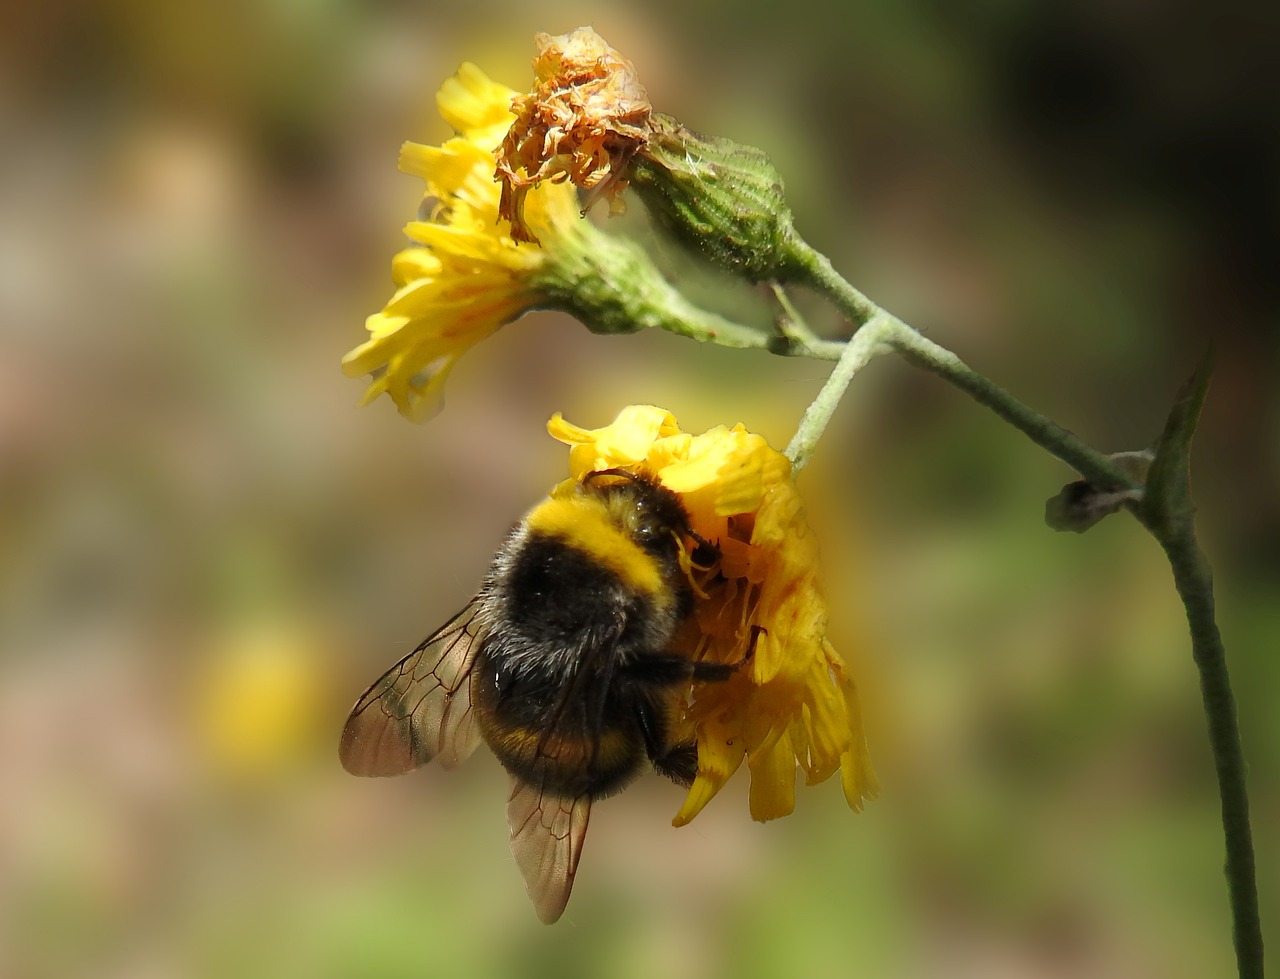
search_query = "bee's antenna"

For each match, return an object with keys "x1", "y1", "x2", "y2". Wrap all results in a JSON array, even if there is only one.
[{"x1": 583, "y1": 467, "x2": 641, "y2": 485}]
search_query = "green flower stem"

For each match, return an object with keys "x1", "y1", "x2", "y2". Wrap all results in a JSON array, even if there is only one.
[
  {"x1": 784, "y1": 238, "x2": 1261, "y2": 979},
  {"x1": 791, "y1": 239, "x2": 1141, "y2": 492},
  {"x1": 1135, "y1": 353, "x2": 1262, "y2": 978},
  {"x1": 790, "y1": 245, "x2": 880, "y2": 324},
  {"x1": 634, "y1": 295, "x2": 844, "y2": 360},
  {"x1": 785, "y1": 312, "x2": 895, "y2": 472},
  {"x1": 885, "y1": 322, "x2": 1142, "y2": 491},
  {"x1": 1159, "y1": 524, "x2": 1263, "y2": 979},
  {"x1": 540, "y1": 228, "x2": 846, "y2": 360}
]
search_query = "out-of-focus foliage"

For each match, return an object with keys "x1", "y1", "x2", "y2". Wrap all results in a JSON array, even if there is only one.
[{"x1": 1, "y1": 2, "x2": 1276, "y2": 977}]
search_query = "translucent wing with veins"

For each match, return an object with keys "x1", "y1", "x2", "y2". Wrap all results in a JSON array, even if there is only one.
[
  {"x1": 507, "y1": 775, "x2": 592, "y2": 924},
  {"x1": 340, "y1": 601, "x2": 485, "y2": 776}
]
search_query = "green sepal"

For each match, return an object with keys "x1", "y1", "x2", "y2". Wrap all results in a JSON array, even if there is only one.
[{"x1": 629, "y1": 115, "x2": 806, "y2": 282}]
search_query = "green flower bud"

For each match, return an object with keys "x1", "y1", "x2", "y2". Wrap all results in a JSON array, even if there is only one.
[{"x1": 629, "y1": 115, "x2": 807, "y2": 282}]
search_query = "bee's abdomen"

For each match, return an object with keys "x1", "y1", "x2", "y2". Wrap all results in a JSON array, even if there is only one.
[{"x1": 486, "y1": 721, "x2": 645, "y2": 797}]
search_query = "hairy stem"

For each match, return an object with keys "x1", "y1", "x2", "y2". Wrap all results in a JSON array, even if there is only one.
[{"x1": 785, "y1": 312, "x2": 894, "y2": 472}]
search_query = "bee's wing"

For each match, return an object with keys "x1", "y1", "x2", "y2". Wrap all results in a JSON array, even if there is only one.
[
  {"x1": 507, "y1": 776, "x2": 592, "y2": 924},
  {"x1": 339, "y1": 600, "x2": 485, "y2": 776}
]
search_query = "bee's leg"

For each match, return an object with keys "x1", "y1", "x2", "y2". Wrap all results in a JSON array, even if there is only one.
[
  {"x1": 622, "y1": 655, "x2": 733, "y2": 685},
  {"x1": 685, "y1": 659, "x2": 739, "y2": 682},
  {"x1": 663, "y1": 624, "x2": 765, "y2": 683},
  {"x1": 651, "y1": 742, "x2": 698, "y2": 787},
  {"x1": 688, "y1": 531, "x2": 719, "y2": 569},
  {"x1": 624, "y1": 627, "x2": 763, "y2": 687},
  {"x1": 633, "y1": 695, "x2": 698, "y2": 787}
]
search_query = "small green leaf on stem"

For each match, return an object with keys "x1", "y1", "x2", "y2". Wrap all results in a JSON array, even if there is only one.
[
  {"x1": 1142, "y1": 347, "x2": 1215, "y2": 534},
  {"x1": 768, "y1": 283, "x2": 813, "y2": 345},
  {"x1": 1045, "y1": 450, "x2": 1153, "y2": 533}
]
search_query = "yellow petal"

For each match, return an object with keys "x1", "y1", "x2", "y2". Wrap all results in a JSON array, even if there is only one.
[
  {"x1": 348, "y1": 63, "x2": 589, "y2": 420},
  {"x1": 391, "y1": 248, "x2": 443, "y2": 286},
  {"x1": 672, "y1": 699, "x2": 743, "y2": 826},
  {"x1": 747, "y1": 732, "x2": 797, "y2": 821},
  {"x1": 436, "y1": 62, "x2": 517, "y2": 139}
]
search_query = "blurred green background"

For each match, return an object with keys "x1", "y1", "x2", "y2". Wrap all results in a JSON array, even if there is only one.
[{"x1": 2, "y1": 1, "x2": 1277, "y2": 977}]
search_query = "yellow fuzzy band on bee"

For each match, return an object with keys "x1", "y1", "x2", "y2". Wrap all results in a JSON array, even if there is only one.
[
  {"x1": 496, "y1": 725, "x2": 633, "y2": 768},
  {"x1": 524, "y1": 497, "x2": 664, "y2": 597}
]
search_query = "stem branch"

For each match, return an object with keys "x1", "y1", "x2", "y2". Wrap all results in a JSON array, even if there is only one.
[
  {"x1": 785, "y1": 312, "x2": 895, "y2": 472},
  {"x1": 789, "y1": 237, "x2": 1141, "y2": 490},
  {"x1": 886, "y1": 323, "x2": 1140, "y2": 491}
]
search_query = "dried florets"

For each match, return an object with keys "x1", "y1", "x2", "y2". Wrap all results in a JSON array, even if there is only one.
[{"x1": 496, "y1": 27, "x2": 652, "y2": 243}]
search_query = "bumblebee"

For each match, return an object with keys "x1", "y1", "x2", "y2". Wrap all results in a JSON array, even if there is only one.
[{"x1": 340, "y1": 469, "x2": 742, "y2": 923}]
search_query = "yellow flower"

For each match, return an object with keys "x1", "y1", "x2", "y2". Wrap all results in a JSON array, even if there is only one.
[
  {"x1": 195, "y1": 621, "x2": 326, "y2": 781},
  {"x1": 496, "y1": 27, "x2": 651, "y2": 243},
  {"x1": 547, "y1": 405, "x2": 879, "y2": 823},
  {"x1": 343, "y1": 64, "x2": 584, "y2": 421}
]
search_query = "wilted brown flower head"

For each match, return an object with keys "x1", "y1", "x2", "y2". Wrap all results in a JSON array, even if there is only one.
[{"x1": 496, "y1": 27, "x2": 652, "y2": 243}]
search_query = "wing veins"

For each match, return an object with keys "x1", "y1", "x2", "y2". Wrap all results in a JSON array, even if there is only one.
[{"x1": 340, "y1": 600, "x2": 486, "y2": 776}]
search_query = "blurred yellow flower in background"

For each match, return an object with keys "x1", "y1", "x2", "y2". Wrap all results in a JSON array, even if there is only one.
[
  {"x1": 195, "y1": 621, "x2": 326, "y2": 781},
  {"x1": 548, "y1": 405, "x2": 879, "y2": 824},
  {"x1": 343, "y1": 64, "x2": 584, "y2": 421}
]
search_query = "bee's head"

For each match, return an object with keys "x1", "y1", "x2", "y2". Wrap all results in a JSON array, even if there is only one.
[{"x1": 582, "y1": 469, "x2": 695, "y2": 557}]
